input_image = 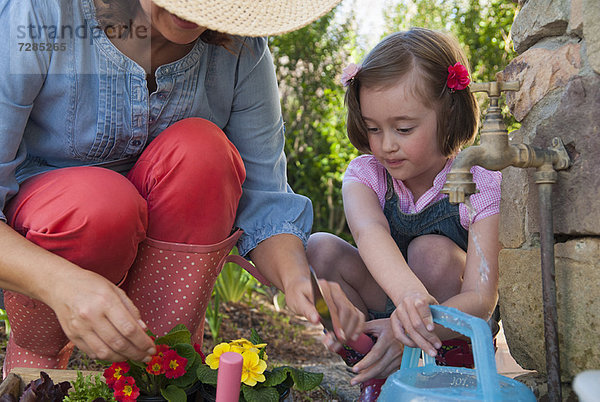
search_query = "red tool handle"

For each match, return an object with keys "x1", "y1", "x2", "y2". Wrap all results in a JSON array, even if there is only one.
[{"x1": 345, "y1": 332, "x2": 374, "y2": 355}]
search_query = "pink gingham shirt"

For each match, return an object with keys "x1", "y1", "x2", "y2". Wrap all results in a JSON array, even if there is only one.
[{"x1": 343, "y1": 155, "x2": 502, "y2": 229}]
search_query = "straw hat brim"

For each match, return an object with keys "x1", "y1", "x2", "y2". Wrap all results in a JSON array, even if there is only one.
[{"x1": 152, "y1": 0, "x2": 343, "y2": 37}]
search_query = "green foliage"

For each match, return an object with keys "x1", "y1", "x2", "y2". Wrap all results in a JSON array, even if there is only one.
[
  {"x1": 63, "y1": 371, "x2": 115, "y2": 402},
  {"x1": 270, "y1": 9, "x2": 359, "y2": 240},
  {"x1": 205, "y1": 291, "x2": 222, "y2": 341},
  {"x1": 0, "y1": 308, "x2": 10, "y2": 335},
  {"x1": 214, "y1": 248, "x2": 257, "y2": 303}
]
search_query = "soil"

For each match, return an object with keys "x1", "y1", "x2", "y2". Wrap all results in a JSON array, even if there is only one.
[{"x1": 0, "y1": 293, "x2": 343, "y2": 401}]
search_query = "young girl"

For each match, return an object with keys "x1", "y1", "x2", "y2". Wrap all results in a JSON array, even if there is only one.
[{"x1": 307, "y1": 27, "x2": 501, "y2": 400}]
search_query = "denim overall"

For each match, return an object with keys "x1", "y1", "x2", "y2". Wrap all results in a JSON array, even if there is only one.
[{"x1": 383, "y1": 171, "x2": 468, "y2": 261}]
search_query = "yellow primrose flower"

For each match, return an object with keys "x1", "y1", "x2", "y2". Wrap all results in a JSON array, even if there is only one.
[
  {"x1": 231, "y1": 338, "x2": 267, "y2": 350},
  {"x1": 205, "y1": 342, "x2": 231, "y2": 370},
  {"x1": 230, "y1": 338, "x2": 267, "y2": 359},
  {"x1": 240, "y1": 350, "x2": 267, "y2": 386}
]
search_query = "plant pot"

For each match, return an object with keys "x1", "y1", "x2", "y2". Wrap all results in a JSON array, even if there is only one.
[
  {"x1": 137, "y1": 381, "x2": 202, "y2": 402},
  {"x1": 197, "y1": 383, "x2": 292, "y2": 402}
]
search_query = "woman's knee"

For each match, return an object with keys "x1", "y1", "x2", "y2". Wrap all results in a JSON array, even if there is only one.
[
  {"x1": 139, "y1": 118, "x2": 245, "y2": 189},
  {"x1": 8, "y1": 167, "x2": 147, "y2": 282},
  {"x1": 128, "y1": 118, "x2": 246, "y2": 243}
]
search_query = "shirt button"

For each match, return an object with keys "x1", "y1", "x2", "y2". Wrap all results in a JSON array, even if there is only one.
[
  {"x1": 131, "y1": 140, "x2": 142, "y2": 146},
  {"x1": 149, "y1": 116, "x2": 156, "y2": 123},
  {"x1": 157, "y1": 93, "x2": 167, "y2": 100}
]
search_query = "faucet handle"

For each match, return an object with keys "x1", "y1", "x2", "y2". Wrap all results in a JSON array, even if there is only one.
[{"x1": 469, "y1": 80, "x2": 520, "y2": 97}]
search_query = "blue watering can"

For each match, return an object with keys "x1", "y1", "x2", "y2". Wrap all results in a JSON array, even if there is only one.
[{"x1": 379, "y1": 305, "x2": 536, "y2": 401}]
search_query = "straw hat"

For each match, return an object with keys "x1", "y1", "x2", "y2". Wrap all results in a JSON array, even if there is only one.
[{"x1": 152, "y1": 0, "x2": 343, "y2": 37}]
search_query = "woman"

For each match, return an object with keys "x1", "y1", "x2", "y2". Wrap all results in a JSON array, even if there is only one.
[{"x1": 0, "y1": 0, "x2": 364, "y2": 375}]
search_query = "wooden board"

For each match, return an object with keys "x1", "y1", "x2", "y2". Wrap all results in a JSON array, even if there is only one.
[{"x1": 9, "y1": 367, "x2": 104, "y2": 384}]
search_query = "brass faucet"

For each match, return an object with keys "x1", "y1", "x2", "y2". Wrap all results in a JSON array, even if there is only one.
[{"x1": 441, "y1": 78, "x2": 571, "y2": 204}]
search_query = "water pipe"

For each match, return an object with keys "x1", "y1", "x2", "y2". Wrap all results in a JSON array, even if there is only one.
[{"x1": 441, "y1": 77, "x2": 571, "y2": 402}]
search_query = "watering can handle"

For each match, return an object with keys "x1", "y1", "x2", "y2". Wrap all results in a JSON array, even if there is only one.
[{"x1": 400, "y1": 305, "x2": 500, "y2": 395}]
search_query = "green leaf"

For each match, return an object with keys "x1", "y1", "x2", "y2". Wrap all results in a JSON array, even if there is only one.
[
  {"x1": 249, "y1": 329, "x2": 263, "y2": 345},
  {"x1": 173, "y1": 343, "x2": 197, "y2": 368},
  {"x1": 262, "y1": 367, "x2": 289, "y2": 387},
  {"x1": 241, "y1": 385, "x2": 279, "y2": 402},
  {"x1": 156, "y1": 327, "x2": 192, "y2": 347},
  {"x1": 196, "y1": 364, "x2": 218, "y2": 386},
  {"x1": 161, "y1": 384, "x2": 187, "y2": 402},
  {"x1": 63, "y1": 371, "x2": 115, "y2": 402},
  {"x1": 289, "y1": 367, "x2": 323, "y2": 391}
]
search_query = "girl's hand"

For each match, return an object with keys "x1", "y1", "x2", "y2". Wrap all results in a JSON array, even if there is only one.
[
  {"x1": 48, "y1": 268, "x2": 156, "y2": 363},
  {"x1": 349, "y1": 318, "x2": 403, "y2": 385},
  {"x1": 390, "y1": 293, "x2": 441, "y2": 357}
]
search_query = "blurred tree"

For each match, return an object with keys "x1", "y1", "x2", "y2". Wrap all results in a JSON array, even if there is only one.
[
  {"x1": 383, "y1": 0, "x2": 518, "y2": 82},
  {"x1": 269, "y1": 10, "x2": 359, "y2": 239}
]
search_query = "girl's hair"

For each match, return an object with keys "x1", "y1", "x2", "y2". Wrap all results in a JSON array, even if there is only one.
[
  {"x1": 345, "y1": 27, "x2": 479, "y2": 157},
  {"x1": 94, "y1": 0, "x2": 232, "y2": 49}
]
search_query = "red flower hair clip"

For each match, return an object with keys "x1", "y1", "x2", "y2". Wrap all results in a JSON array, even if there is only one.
[{"x1": 446, "y1": 62, "x2": 470, "y2": 91}]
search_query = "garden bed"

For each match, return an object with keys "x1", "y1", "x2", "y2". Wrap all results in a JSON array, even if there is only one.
[{"x1": 0, "y1": 293, "x2": 343, "y2": 400}]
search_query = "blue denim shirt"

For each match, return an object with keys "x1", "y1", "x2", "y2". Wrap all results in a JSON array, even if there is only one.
[{"x1": 0, "y1": 0, "x2": 313, "y2": 256}]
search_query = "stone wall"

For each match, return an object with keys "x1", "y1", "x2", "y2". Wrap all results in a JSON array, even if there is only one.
[{"x1": 497, "y1": 0, "x2": 600, "y2": 382}]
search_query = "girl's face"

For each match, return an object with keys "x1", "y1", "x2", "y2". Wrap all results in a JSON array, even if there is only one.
[
  {"x1": 360, "y1": 77, "x2": 447, "y2": 197},
  {"x1": 139, "y1": 0, "x2": 207, "y2": 44}
]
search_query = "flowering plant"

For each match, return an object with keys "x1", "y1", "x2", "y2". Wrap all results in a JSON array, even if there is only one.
[
  {"x1": 197, "y1": 330, "x2": 323, "y2": 402},
  {"x1": 446, "y1": 62, "x2": 471, "y2": 91},
  {"x1": 103, "y1": 324, "x2": 205, "y2": 402}
]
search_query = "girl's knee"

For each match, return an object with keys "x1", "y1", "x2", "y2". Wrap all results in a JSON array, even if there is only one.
[
  {"x1": 307, "y1": 232, "x2": 354, "y2": 278},
  {"x1": 307, "y1": 232, "x2": 341, "y2": 261},
  {"x1": 407, "y1": 235, "x2": 466, "y2": 283}
]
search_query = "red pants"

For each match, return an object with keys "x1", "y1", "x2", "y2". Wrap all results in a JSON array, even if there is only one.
[{"x1": 3, "y1": 118, "x2": 245, "y2": 368}]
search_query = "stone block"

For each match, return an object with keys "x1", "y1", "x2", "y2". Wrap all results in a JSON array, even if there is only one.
[
  {"x1": 498, "y1": 238, "x2": 600, "y2": 380},
  {"x1": 527, "y1": 75, "x2": 600, "y2": 236},
  {"x1": 501, "y1": 42, "x2": 582, "y2": 122},
  {"x1": 500, "y1": 165, "x2": 529, "y2": 249},
  {"x1": 567, "y1": 0, "x2": 583, "y2": 37},
  {"x1": 583, "y1": 0, "x2": 600, "y2": 73},
  {"x1": 511, "y1": 0, "x2": 569, "y2": 54}
]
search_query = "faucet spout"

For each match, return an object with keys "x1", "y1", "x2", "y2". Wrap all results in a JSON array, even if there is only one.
[{"x1": 441, "y1": 91, "x2": 520, "y2": 204}]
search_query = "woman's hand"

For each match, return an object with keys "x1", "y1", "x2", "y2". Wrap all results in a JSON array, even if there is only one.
[
  {"x1": 390, "y1": 293, "x2": 441, "y2": 358},
  {"x1": 281, "y1": 275, "x2": 365, "y2": 351},
  {"x1": 47, "y1": 268, "x2": 156, "y2": 363},
  {"x1": 315, "y1": 278, "x2": 366, "y2": 352},
  {"x1": 248, "y1": 233, "x2": 365, "y2": 348},
  {"x1": 349, "y1": 318, "x2": 403, "y2": 384}
]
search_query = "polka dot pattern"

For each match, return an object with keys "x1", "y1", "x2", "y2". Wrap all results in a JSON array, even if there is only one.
[
  {"x1": 122, "y1": 239, "x2": 235, "y2": 347},
  {"x1": 2, "y1": 292, "x2": 74, "y2": 376}
]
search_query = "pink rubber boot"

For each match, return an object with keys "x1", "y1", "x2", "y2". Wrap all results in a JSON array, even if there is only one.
[
  {"x1": 2, "y1": 292, "x2": 74, "y2": 377},
  {"x1": 122, "y1": 230, "x2": 245, "y2": 346}
]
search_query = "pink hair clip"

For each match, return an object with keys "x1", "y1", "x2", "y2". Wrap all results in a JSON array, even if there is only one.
[
  {"x1": 341, "y1": 63, "x2": 361, "y2": 87},
  {"x1": 446, "y1": 62, "x2": 470, "y2": 91}
]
